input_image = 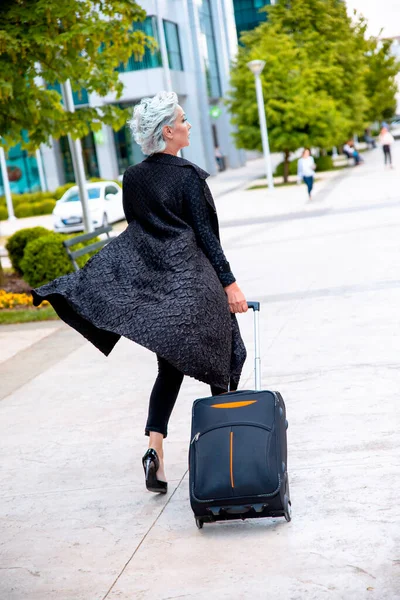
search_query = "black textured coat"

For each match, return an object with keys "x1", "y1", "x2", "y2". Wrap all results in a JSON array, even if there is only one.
[{"x1": 32, "y1": 153, "x2": 246, "y2": 388}]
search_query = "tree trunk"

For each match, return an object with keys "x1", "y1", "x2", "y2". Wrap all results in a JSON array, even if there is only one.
[
  {"x1": 283, "y1": 150, "x2": 290, "y2": 184},
  {"x1": 0, "y1": 260, "x2": 4, "y2": 287}
]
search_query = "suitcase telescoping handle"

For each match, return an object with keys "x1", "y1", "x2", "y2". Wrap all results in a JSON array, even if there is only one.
[{"x1": 246, "y1": 301, "x2": 261, "y2": 391}]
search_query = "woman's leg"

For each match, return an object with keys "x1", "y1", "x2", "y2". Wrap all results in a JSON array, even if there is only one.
[
  {"x1": 383, "y1": 145, "x2": 390, "y2": 165},
  {"x1": 145, "y1": 355, "x2": 184, "y2": 480},
  {"x1": 303, "y1": 176, "x2": 313, "y2": 198}
]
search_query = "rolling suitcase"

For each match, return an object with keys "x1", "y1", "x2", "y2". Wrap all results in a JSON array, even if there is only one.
[{"x1": 189, "y1": 301, "x2": 291, "y2": 529}]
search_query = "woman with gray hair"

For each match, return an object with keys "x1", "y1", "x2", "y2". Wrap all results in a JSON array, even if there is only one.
[{"x1": 32, "y1": 91, "x2": 248, "y2": 493}]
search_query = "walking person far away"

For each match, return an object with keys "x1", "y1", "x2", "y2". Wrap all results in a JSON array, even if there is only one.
[
  {"x1": 297, "y1": 148, "x2": 316, "y2": 200},
  {"x1": 32, "y1": 91, "x2": 248, "y2": 493},
  {"x1": 379, "y1": 125, "x2": 395, "y2": 168}
]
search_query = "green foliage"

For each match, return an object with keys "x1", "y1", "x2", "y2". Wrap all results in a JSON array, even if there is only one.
[
  {"x1": 54, "y1": 183, "x2": 75, "y2": 200},
  {"x1": 274, "y1": 161, "x2": 298, "y2": 177},
  {"x1": 21, "y1": 232, "x2": 100, "y2": 287},
  {"x1": 14, "y1": 203, "x2": 34, "y2": 218},
  {"x1": 0, "y1": 1, "x2": 155, "y2": 151},
  {"x1": 364, "y1": 39, "x2": 399, "y2": 123},
  {"x1": 32, "y1": 199, "x2": 57, "y2": 215},
  {"x1": 6, "y1": 226, "x2": 52, "y2": 274},
  {"x1": 227, "y1": 0, "x2": 369, "y2": 159},
  {"x1": 315, "y1": 155, "x2": 334, "y2": 171},
  {"x1": 227, "y1": 0, "x2": 398, "y2": 174},
  {"x1": 0, "y1": 206, "x2": 8, "y2": 221}
]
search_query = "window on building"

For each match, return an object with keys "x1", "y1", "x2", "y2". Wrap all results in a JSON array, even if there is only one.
[
  {"x1": 59, "y1": 133, "x2": 99, "y2": 182},
  {"x1": 233, "y1": 0, "x2": 271, "y2": 40},
  {"x1": 47, "y1": 82, "x2": 89, "y2": 106},
  {"x1": 198, "y1": 0, "x2": 221, "y2": 98},
  {"x1": 117, "y1": 16, "x2": 162, "y2": 73},
  {"x1": 163, "y1": 20, "x2": 184, "y2": 71},
  {"x1": 0, "y1": 142, "x2": 41, "y2": 195}
]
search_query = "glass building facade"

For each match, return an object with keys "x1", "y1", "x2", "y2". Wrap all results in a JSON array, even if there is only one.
[
  {"x1": 198, "y1": 0, "x2": 221, "y2": 99},
  {"x1": 59, "y1": 133, "x2": 99, "y2": 182},
  {"x1": 163, "y1": 20, "x2": 184, "y2": 71},
  {"x1": 117, "y1": 16, "x2": 162, "y2": 73},
  {"x1": 233, "y1": 0, "x2": 271, "y2": 40},
  {"x1": 0, "y1": 142, "x2": 41, "y2": 196}
]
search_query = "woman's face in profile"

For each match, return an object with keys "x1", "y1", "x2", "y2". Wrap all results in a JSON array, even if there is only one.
[{"x1": 172, "y1": 105, "x2": 192, "y2": 149}]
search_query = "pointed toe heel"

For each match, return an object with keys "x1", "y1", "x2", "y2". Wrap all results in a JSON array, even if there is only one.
[{"x1": 142, "y1": 448, "x2": 168, "y2": 494}]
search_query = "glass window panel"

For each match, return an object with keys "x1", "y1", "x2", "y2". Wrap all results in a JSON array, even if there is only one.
[
  {"x1": 163, "y1": 20, "x2": 184, "y2": 71},
  {"x1": 117, "y1": 16, "x2": 162, "y2": 73},
  {"x1": 198, "y1": 0, "x2": 221, "y2": 98}
]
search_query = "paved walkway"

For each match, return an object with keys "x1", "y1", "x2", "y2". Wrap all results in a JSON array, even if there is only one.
[{"x1": 1, "y1": 146, "x2": 400, "y2": 599}]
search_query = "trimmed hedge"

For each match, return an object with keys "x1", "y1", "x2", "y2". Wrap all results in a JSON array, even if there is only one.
[
  {"x1": 5, "y1": 226, "x2": 52, "y2": 275},
  {"x1": 21, "y1": 232, "x2": 100, "y2": 287},
  {"x1": 54, "y1": 183, "x2": 75, "y2": 200},
  {"x1": 0, "y1": 206, "x2": 8, "y2": 221},
  {"x1": 274, "y1": 161, "x2": 298, "y2": 177}
]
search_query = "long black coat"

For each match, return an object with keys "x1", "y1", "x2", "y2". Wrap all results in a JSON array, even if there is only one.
[{"x1": 32, "y1": 153, "x2": 246, "y2": 388}]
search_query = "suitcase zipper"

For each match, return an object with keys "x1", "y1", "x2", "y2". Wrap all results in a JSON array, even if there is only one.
[
  {"x1": 190, "y1": 421, "x2": 272, "y2": 445},
  {"x1": 230, "y1": 430, "x2": 234, "y2": 489}
]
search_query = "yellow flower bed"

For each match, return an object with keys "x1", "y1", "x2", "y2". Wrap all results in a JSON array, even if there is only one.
[{"x1": 0, "y1": 289, "x2": 49, "y2": 310}]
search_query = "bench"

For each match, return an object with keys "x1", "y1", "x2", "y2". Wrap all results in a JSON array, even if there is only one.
[{"x1": 63, "y1": 225, "x2": 113, "y2": 271}]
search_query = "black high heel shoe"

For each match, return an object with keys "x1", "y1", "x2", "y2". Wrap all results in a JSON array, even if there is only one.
[{"x1": 142, "y1": 448, "x2": 168, "y2": 494}]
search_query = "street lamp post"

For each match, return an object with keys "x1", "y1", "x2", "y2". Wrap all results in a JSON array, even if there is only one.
[
  {"x1": 61, "y1": 80, "x2": 93, "y2": 233},
  {"x1": 247, "y1": 60, "x2": 274, "y2": 191},
  {"x1": 0, "y1": 145, "x2": 16, "y2": 220}
]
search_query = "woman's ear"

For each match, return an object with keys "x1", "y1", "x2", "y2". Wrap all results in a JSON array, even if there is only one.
[{"x1": 163, "y1": 125, "x2": 173, "y2": 139}]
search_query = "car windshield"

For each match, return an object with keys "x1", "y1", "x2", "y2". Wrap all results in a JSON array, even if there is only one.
[{"x1": 64, "y1": 188, "x2": 101, "y2": 202}]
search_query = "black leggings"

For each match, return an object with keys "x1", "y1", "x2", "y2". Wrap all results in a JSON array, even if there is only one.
[
  {"x1": 145, "y1": 355, "x2": 235, "y2": 438},
  {"x1": 383, "y1": 145, "x2": 392, "y2": 165}
]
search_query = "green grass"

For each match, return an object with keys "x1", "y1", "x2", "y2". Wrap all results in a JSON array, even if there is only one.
[
  {"x1": 247, "y1": 181, "x2": 298, "y2": 191},
  {"x1": 0, "y1": 306, "x2": 59, "y2": 325}
]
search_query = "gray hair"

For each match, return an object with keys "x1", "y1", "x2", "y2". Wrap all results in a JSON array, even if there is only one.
[{"x1": 128, "y1": 91, "x2": 179, "y2": 156}]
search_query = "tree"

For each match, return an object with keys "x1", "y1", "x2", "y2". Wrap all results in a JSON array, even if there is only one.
[
  {"x1": 0, "y1": 0, "x2": 155, "y2": 151},
  {"x1": 364, "y1": 38, "x2": 399, "y2": 124},
  {"x1": 227, "y1": 0, "x2": 370, "y2": 180}
]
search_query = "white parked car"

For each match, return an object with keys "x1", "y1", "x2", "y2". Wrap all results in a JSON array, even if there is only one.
[{"x1": 52, "y1": 181, "x2": 124, "y2": 233}]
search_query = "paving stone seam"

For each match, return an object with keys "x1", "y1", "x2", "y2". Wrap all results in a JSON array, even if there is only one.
[{"x1": 101, "y1": 469, "x2": 189, "y2": 600}]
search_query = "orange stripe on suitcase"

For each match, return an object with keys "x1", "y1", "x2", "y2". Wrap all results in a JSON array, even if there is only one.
[{"x1": 211, "y1": 400, "x2": 257, "y2": 409}]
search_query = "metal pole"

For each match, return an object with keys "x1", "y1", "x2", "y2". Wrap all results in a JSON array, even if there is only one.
[
  {"x1": 0, "y1": 146, "x2": 16, "y2": 220},
  {"x1": 35, "y1": 148, "x2": 47, "y2": 192},
  {"x1": 61, "y1": 80, "x2": 93, "y2": 233},
  {"x1": 254, "y1": 73, "x2": 274, "y2": 190}
]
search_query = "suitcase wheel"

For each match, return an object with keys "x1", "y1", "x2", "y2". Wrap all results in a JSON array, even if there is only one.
[
  {"x1": 284, "y1": 494, "x2": 292, "y2": 523},
  {"x1": 195, "y1": 517, "x2": 204, "y2": 530}
]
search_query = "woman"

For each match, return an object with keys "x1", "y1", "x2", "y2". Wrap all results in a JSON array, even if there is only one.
[
  {"x1": 32, "y1": 91, "x2": 248, "y2": 494},
  {"x1": 297, "y1": 148, "x2": 316, "y2": 199},
  {"x1": 379, "y1": 126, "x2": 394, "y2": 168}
]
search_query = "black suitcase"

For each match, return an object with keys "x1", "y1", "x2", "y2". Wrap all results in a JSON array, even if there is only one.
[{"x1": 189, "y1": 301, "x2": 291, "y2": 529}]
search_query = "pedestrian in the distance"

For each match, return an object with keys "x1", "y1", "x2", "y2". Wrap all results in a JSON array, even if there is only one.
[
  {"x1": 297, "y1": 148, "x2": 316, "y2": 200},
  {"x1": 379, "y1": 126, "x2": 394, "y2": 168},
  {"x1": 32, "y1": 91, "x2": 248, "y2": 494}
]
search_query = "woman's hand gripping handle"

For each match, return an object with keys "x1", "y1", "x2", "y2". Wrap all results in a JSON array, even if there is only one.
[{"x1": 224, "y1": 282, "x2": 248, "y2": 314}]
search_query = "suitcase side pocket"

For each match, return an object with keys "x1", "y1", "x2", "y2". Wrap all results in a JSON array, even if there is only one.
[{"x1": 191, "y1": 423, "x2": 278, "y2": 502}]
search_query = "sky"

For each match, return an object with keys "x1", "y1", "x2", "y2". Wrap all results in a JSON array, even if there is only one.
[{"x1": 345, "y1": 0, "x2": 400, "y2": 38}]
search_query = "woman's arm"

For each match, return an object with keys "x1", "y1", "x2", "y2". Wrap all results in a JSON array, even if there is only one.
[{"x1": 184, "y1": 176, "x2": 247, "y2": 313}]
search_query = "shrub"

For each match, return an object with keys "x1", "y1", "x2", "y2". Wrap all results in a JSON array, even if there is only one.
[
  {"x1": 315, "y1": 155, "x2": 334, "y2": 171},
  {"x1": 0, "y1": 206, "x2": 8, "y2": 221},
  {"x1": 5, "y1": 226, "x2": 52, "y2": 275},
  {"x1": 274, "y1": 160, "x2": 298, "y2": 177},
  {"x1": 31, "y1": 199, "x2": 57, "y2": 216},
  {"x1": 54, "y1": 183, "x2": 75, "y2": 200},
  {"x1": 21, "y1": 232, "x2": 100, "y2": 287},
  {"x1": 14, "y1": 202, "x2": 34, "y2": 218}
]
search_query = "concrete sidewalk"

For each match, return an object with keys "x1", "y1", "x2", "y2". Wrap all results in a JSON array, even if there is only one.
[{"x1": 1, "y1": 145, "x2": 400, "y2": 599}]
